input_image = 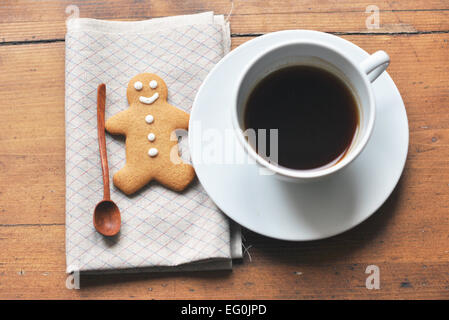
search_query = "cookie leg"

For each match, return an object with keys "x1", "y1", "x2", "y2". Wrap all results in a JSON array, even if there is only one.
[
  {"x1": 113, "y1": 165, "x2": 152, "y2": 195},
  {"x1": 156, "y1": 163, "x2": 195, "y2": 192}
]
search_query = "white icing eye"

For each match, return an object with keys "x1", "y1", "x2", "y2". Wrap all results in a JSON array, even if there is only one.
[
  {"x1": 149, "y1": 80, "x2": 158, "y2": 89},
  {"x1": 134, "y1": 81, "x2": 143, "y2": 90}
]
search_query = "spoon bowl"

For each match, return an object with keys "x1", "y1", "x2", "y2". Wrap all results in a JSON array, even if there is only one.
[{"x1": 94, "y1": 200, "x2": 121, "y2": 237}]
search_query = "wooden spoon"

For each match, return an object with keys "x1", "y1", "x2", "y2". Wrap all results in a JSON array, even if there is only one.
[{"x1": 93, "y1": 84, "x2": 121, "y2": 237}]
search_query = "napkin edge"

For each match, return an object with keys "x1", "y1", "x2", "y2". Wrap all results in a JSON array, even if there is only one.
[{"x1": 66, "y1": 11, "x2": 218, "y2": 34}]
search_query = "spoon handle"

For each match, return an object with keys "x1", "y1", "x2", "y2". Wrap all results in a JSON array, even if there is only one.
[{"x1": 97, "y1": 84, "x2": 111, "y2": 200}]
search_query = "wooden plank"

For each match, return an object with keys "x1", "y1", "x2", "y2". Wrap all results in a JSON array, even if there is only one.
[
  {"x1": 0, "y1": 225, "x2": 448, "y2": 299},
  {"x1": 230, "y1": 10, "x2": 449, "y2": 34},
  {"x1": 1, "y1": 0, "x2": 449, "y2": 43},
  {"x1": 0, "y1": 41, "x2": 65, "y2": 226}
]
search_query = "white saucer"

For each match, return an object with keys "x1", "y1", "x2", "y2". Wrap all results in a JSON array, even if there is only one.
[{"x1": 189, "y1": 30, "x2": 409, "y2": 241}]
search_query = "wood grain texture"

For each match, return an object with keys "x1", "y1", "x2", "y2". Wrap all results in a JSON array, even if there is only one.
[
  {"x1": 1, "y1": 0, "x2": 449, "y2": 43},
  {"x1": 0, "y1": 0, "x2": 449, "y2": 299}
]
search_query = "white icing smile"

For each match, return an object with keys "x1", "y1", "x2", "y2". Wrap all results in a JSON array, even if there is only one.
[{"x1": 139, "y1": 92, "x2": 159, "y2": 104}]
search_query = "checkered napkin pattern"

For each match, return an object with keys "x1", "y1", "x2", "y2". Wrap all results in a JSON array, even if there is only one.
[{"x1": 65, "y1": 13, "x2": 241, "y2": 273}]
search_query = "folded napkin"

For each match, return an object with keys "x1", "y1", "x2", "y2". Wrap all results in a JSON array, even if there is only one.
[{"x1": 65, "y1": 12, "x2": 242, "y2": 273}]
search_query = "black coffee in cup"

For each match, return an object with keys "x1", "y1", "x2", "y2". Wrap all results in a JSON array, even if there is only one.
[{"x1": 244, "y1": 65, "x2": 359, "y2": 170}]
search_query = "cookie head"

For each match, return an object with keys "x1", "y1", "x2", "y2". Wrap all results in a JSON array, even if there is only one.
[{"x1": 127, "y1": 73, "x2": 168, "y2": 105}]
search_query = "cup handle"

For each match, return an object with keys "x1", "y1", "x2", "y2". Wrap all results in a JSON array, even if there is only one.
[{"x1": 360, "y1": 50, "x2": 390, "y2": 83}]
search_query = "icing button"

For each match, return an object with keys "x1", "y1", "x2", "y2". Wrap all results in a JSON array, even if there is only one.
[
  {"x1": 148, "y1": 133, "x2": 156, "y2": 142},
  {"x1": 148, "y1": 148, "x2": 158, "y2": 157},
  {"x1": 145, "y1": 115, "x2": 154, "y2": 124}
]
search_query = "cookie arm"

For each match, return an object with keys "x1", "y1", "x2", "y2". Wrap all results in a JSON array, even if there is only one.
[
  {"x1": 168, "y1": 104, "x2": 190, "y2": 130},
  {"x1": 105, "y1": 110, "x2": 130, "y2": 136}
]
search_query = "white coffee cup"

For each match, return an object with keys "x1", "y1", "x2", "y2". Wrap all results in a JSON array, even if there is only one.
[{"x1": 231, "y1": 37, "x2": 390, "y2": 182}]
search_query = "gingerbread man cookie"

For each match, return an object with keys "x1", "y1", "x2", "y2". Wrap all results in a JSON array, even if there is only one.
[{"x1": 105, "y1": 73, "x2": 195, "y2": 195}]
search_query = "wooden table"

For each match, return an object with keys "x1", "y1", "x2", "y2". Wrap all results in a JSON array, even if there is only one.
[{"x1": 1, "y1": 0, "x2": 448, "y2": 299}]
